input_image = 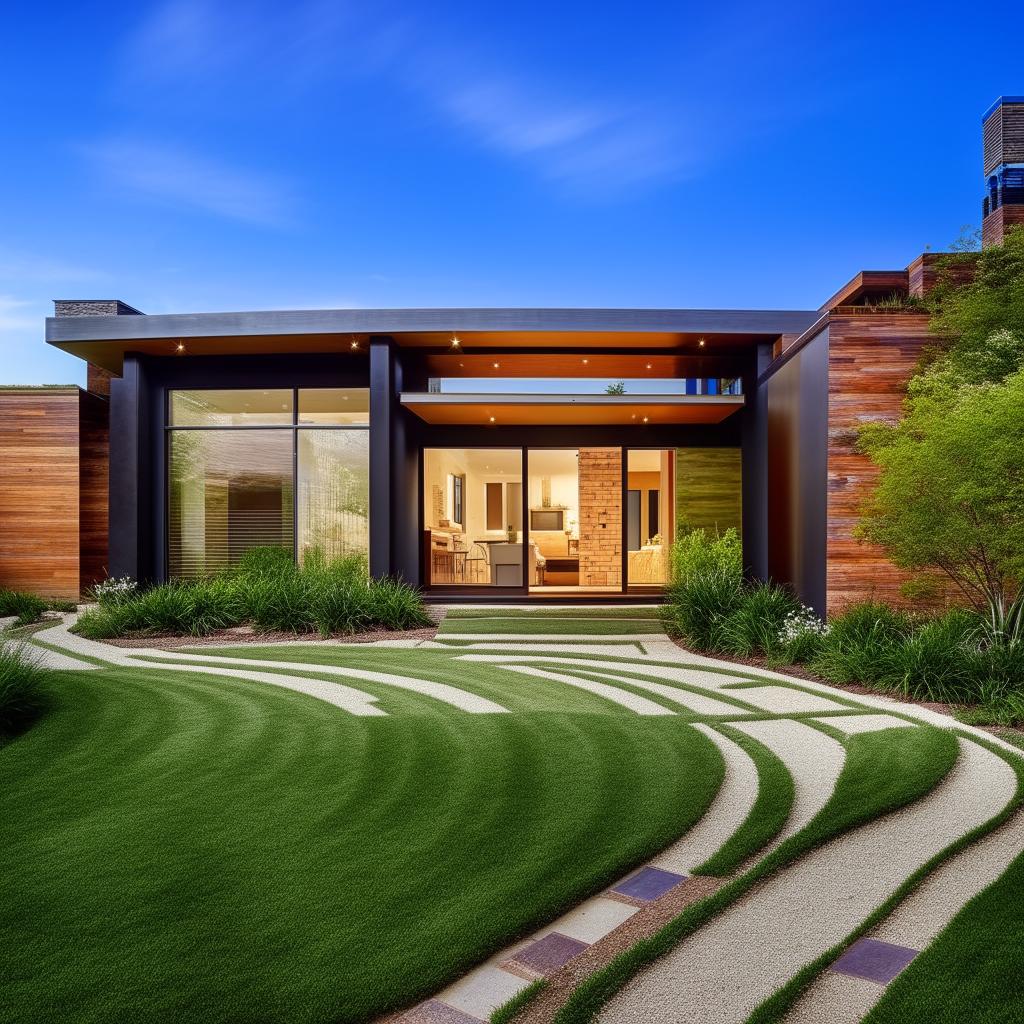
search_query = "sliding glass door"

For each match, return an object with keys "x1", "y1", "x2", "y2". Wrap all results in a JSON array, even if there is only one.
[{"x1": 422, "y1": 448, "x2": 524, "y2": 587}]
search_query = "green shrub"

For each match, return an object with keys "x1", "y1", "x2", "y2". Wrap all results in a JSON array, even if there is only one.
[
  {"x1": 664, "y1": 529, "x2": 745, "y2": 650},
  {"x1": 718, "y1": 583, "x2": 799, "y2": 657},
  {"x1": 0, "y1": 642, "x2": 49, "y2": 734},
  {"x1": 72, "y1": 550, "x2": 429, "y2": 639},
  {"x1": 889, "y1": 609, "x2": 980, "y2": 701},
  {"x1": 0, "y1": 589, "x2": 48, "y2": 627},
  {"x1": 810, "y1": 602, "x2": 914, "y2": 685}
]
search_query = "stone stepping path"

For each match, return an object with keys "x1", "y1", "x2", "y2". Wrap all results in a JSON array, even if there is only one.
[{"x1": 598, "y1": 737, "x2": 1017, "y2": 1024}]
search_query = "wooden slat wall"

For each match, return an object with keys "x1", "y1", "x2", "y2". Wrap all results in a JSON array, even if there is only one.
[
  {"x1": 0, "y1": 391, "x2": 81, "y2": 598},
  {"x1": 826, "y1": 312, "x2": 939, "y2": 610},
  {"x1": 79, "y1": 393, "x2": 110, "y2": 589}
]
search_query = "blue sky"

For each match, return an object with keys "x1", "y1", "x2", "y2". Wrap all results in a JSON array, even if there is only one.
[{"x1": 2, "y1": 1, "x2": 1021, "y2": 385}]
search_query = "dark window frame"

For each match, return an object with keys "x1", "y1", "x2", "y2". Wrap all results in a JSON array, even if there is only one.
[{"x1": 164, "y1": 386, "x2": 370, "y2": 578}]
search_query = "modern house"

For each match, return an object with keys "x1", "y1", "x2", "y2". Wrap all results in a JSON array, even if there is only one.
[{"x1": 2, "y1": 98, "x2": 1022, "y2": 612}]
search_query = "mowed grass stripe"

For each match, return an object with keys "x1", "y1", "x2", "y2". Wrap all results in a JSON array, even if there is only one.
[
  {"x1": 172, "y1": 648, "x2": 651, "y2": 716},
  {"x1": 0, "y1": 669, "x2": 726, "y2": 1024}
]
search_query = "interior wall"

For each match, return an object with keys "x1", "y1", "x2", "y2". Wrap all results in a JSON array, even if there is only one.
[{"x1": 675, "y1": 448, "x2": 742, "y2": 536}]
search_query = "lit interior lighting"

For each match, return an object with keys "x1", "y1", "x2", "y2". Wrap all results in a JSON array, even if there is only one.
[
  {"x1": 642, "y1": 416, "x2": 649, "y2": 423},
  {"x1": 582, "y1": 358, "x2": 589, "y2": 365},
  {"x1": 489, "y1": 416, "x2": 496, "y2": 423},
  {"x1": 492, "y1": 362, "x2": 500, "y2": 369},
  {"x1": 698, "y1": 337, "x2": 707, "y2": 348},
  {"x1": 645, "y1": 363, "x2": 652, "y2": 370},
  {"x1": 175, "y1": 341, "x2": 186, "y2": 354},
  {"x1": 450, "y1": 335, "x2": 460, "y2": 347}
]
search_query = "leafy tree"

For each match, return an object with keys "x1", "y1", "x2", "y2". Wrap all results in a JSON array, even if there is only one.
[
  {"x1": 927, "y1": 226, "x2": 1024, "y2": 385},
  {"x1": 857, "y1": 368, "x2": 1024, "y2": 621},
  {"x1": 605, "y1": 381, "x2": 626, "y2": 395}
]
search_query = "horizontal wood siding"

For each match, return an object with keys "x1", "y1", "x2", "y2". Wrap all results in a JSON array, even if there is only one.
[
  {"x1": 0, "y1": 392, "x2": 81, "y2": 598},
  {"x1": 826, "y1": 313, "x2": 935, "y2": 610}
]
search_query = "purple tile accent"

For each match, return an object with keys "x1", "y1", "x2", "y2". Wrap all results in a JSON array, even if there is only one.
[
  {"x1": 610, "y1": 866, "x2": 686, "y2": 902},
  {"x1": 405, "y1": 999, "x2": 485, "y2": 1024},
  {"x1": 830, "y1": 938, "x2": 919, "y2": 984},
  {"x1": 510, "y1": 932, "x2": 589, "y2": 975}
]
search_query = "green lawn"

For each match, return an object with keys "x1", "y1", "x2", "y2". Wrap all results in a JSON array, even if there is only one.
[{"x1": 0, "y1": 659, "x2": 723, "y2": 1024}]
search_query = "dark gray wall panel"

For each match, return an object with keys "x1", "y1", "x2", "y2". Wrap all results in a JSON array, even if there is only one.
[{"x1": 765, "y1": 328, "x2": 828, "y2": 615}]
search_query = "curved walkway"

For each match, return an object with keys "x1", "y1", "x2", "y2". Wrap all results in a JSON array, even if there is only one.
[{"x1": 600, "y1": 737, "x2": 1016, "y2": 1024}]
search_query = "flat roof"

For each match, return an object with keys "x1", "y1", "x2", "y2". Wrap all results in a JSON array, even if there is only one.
[
  {"x1": 47, "y1": 306, "x2": 820, "y2": 373},
  {"x1": 47, "y1": 306, "x2": 818, "y2": 343}
]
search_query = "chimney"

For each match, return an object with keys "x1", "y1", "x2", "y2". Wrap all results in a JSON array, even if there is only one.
[
  {"x1": 982, "y1": 97, "x2": 1024, "y2": 248},
  {"x1": 54, "y1": 299, "x2": 144, "y2": 397}
]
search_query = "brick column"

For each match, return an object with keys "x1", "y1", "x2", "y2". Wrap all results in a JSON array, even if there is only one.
[{"x1": 577, "y1": 447, "x2": 622, "y2": 588}]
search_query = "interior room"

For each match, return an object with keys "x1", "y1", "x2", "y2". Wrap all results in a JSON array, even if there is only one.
[{"x1": 422, "y1": 448, "x2": 529, "y2": 587}]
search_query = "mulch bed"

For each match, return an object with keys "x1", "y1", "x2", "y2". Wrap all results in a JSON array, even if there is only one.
[
  {"x1": 670, "y1": 638, "x2": 1024, "y2": 746},
  {"x1": 99, "y1": 625, "x2": 439, "y2": 649}
]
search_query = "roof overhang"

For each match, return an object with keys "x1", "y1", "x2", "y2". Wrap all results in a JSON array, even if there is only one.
[
  {"x1": 399, "y1": 392, "x2": 744, "y2": 426},
  {"x1": 46, "y1": 307, "x2": 819, "y2": 374}
]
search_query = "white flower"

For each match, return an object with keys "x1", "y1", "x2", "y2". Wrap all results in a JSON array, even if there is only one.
[
  {"x1": 778, "y1": 605, "x2": 829, "y2": 644},
  {"x1": 94, "y1": 576, "x2": 138, "y2": 602}
]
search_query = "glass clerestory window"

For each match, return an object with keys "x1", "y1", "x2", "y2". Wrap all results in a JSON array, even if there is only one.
[{"x1": 167, "y1": 388, "x2": 369, "y2": 579}]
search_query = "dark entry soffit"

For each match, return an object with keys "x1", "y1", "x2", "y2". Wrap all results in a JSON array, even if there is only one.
[{"x1": 47, "y1": 307, "x2": 819, "y2": 344}]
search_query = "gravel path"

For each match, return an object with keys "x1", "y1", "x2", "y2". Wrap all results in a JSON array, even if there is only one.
[
  {"x1": 650, "y1": 724, "x2": 760, "y2": 874},
  {"x1": 728, "y1": 719, "x2": 845, "y2": 852},
  {"x1": 783, "y1": 803, "x2": 1024, "y2": 1023},
  {"x1": 599, "y1": 737, "x2": 1016, "y2": 1024},
  {"x1": 29, "y1": 618, "x2": 507, "y2": 715}
]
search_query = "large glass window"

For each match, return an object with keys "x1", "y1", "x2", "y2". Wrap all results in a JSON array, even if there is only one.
[
  {"x1": 298, "y1": 388, "x2": 369, "y2": 425},
  {"x1": 167, "y1": 388, "x2": 369, "y2": 578},
  {"x1": 168, "y1": 430, "x2": 294, "y2": 578},
  {"x1": 170, "y1": 389, "x2": 293, "y2": 426},
  {"x1": 297, "y1": 430, "x2": 369, "y2": 561}
]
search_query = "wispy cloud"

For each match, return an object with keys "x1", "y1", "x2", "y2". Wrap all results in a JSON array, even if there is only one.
[
  {"x1": 81, "y1": 139, "x2": 294, "y2": 226},
  {"x1": 427, "y1": 75, "x2": 690, "y2": 194},
  {"x1": 0, "y1": 296, "x2": 38, "y2": 332},
  {"x1": 118, "y1": 1, "x2": 692, "y2": 197}
]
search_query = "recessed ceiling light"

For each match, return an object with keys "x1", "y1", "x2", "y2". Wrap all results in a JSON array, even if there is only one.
[
  {"x1": 489, "y1": 416, "x2": 496, "y2": 423},
  {"x1": 698, "y1": 337, "x2": 706, "y2": 348},
  {"x1": 350, "y1": 340, "x2": 359, "y2": 350},
  {"x1": 645, "y1": 363, "x2": 652, "y2": 370},
  {"x1": 642, "y1": 416, "x2": 649, "y2": 423},
  {"x1": 582, "y1": 358, "x2": 589, "y2": 365},
  {"x1": 175, "y1": 341, "x2": 186, "y2": 354},
  {"x1": 451, "y1": 335, "x2": 460, "y2": 347},
  {"x1": 493, "y1": 362, "x2": 500, "y2": 369}
]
